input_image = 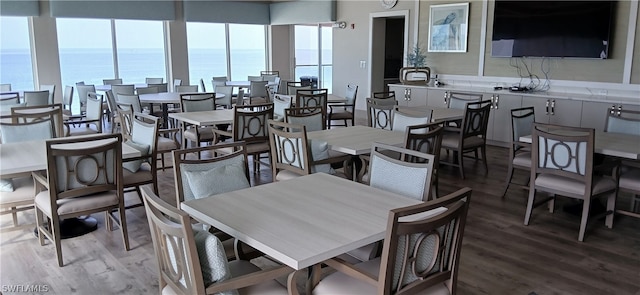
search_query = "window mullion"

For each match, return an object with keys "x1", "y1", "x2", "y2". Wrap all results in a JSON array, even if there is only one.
[
  {"x1": 225, "y1": 23, "x2": 231, "y2": 80},
  {"x1": 111, "y1": 19, "x2": 119, "y2": 79}
]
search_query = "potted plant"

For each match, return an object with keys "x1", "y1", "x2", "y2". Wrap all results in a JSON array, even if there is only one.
[{"x1": 399, "y1": 45, "x2": 431, "y2": 85}]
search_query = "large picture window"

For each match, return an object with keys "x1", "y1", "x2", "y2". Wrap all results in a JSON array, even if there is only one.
[
  {"x1": 0, "y1": 17, "x2": 35, "y2": 91},
  {"x1": 294, "y1": 24, "x2": 332, "y2": 92}
]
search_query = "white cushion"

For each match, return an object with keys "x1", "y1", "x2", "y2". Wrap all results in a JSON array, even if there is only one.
[
  {"x1": 34, "y1": 190, "x2": 119, "y2": 216},
  {"x1": 193, "y1": 229, "x2": 235, "y2": 293},
  {"x1": 184, "y1": 162, "x2": 250, "y2": 199},
  {"x1": 123, "y1": 141, "x2": 150, "y2": 173},
  {"x1": 309, "y1": 140, "x2": 335, "y2": 175},
  {"x1": 0, "y1": 177, "x2": 34, "y2": 203},
  {"x1": 0, "y1": 179, "x2": 13, "y2": 192}
]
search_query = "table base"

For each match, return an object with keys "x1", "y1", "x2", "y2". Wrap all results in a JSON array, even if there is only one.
[{"x1": 33, "y1": 216, "x2": 98, "y2": 239}]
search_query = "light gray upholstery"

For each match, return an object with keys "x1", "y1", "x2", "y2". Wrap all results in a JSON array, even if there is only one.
[
  {"x1": 184, "y1": 161, "x2": 250, "y2": 199},
  {"x1": 1, "y1": 119, "x2": 53, "y2": 143},
  {"x1": 606, "y1": 115, "x2": 640, "y2": 136},
  {"x1": 369, "y1": 154, "x2": 430, "y2": 201},
  {"x1": 179, "y1": 154, "x2": 248, "y2": 202},
  {"x1": 391, "y1": 111, "x2": 430, "y2": 133}
]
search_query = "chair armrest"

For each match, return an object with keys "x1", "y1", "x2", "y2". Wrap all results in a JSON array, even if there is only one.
[
  {"x1": 327, "y1": 104, "x2": 354, "y2": 114},
  {"x1": 159, "y1": 128, "x2": 180, "y2": 142},
  {"x1": 31, "y1": 171, "x2": 49, "y2": 191},
  {"x1": 212, "y1": 129, "x2": 233, "y2": 143},
  {"x1": 204, "y1": 264, "x2": 293, "y2": 294}
]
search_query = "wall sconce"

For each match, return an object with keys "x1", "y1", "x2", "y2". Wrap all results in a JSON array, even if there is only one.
[{"x1": 332, "y1": 21, "x2": 347, "y2": 29}]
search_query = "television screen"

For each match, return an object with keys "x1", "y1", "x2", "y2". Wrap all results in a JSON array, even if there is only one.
[{"x1": 491, "y1": 1, "x2": 614, "y2": 59}]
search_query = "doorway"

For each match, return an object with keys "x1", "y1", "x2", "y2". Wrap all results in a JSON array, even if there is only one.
[{"x1": 368, "y1": 10, "x2": 409, "y2": 96}]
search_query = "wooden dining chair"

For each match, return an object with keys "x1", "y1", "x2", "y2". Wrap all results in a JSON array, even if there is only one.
[
  {"x1": 289, "y1": 187, "x2": 472, "y2": 295},
  {"x1": 39, "y1": 84, "x2": 55, "y2": 105},
  {"x1": 145, "y1": 77, "x2": 163, "y2": 84},
  {"x1": 372, "y1": 91, "x2": 395, "y2": 100},
  {"x1": 328, "y1": 84, "x2": 358, "y2": 128},
  {"x1": 122, "y1": 112, "x2": 159, "y2": 208},
  {"x1": 503, "y1": 106, "x2": 536, "y2": 197},
  {"x1": 0, "y1": 92, "x2": 20, "y2": 106},
  {"x1": 525, "y1": 123, "x2": 617, "y2": 242},
  {"x1": 179, "y1": 93, "x2": 217, "y2": 155},
  {"x1": 366, "y1": 97, "x2": 397, "y2": 130},
  {"x1": 75, "y1": 84, "x2": 95, "y2": 113},
  {"x1": 9, "y1": 104, "x2": 64, "y2": 138},
  {"x1": 284, "y1": 106, "x2": 326, "y2": 132},
  {"x1": 605, "y1": 109, "x2": 640, "y2": 215},
  {"x1": 272, "y1": 94, "x2": 292, "y2": 121},
  {"x1": 390, "y1": 107, "x2": 431, "y2": 133},
  {"x1": 64, "y1": 95, "x2": 103, "y2": 136},
  {"x1": 32, "y1": 133, "x2": 129, "y2": 266},
  {"x1": 140, "y1": 186, "x2": 291, "y2": 295},
  {"x1": 23, "y1": 90, "x2": 50, "y2": 107},
  {"x1": 403, "y1": 122, "x2": 444, "y2": 200},
  {"x1": 61, "y1": 85, "x2": 74, "y2": 116}
]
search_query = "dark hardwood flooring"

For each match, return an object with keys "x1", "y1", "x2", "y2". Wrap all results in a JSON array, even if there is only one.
[{"x1": 1, "y1": 119, "x2": 639, "y2": 294}]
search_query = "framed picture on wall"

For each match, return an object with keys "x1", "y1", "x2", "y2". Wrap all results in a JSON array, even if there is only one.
[{"x1": 428, "y1": 2, "x2": 469, "y2": 52}]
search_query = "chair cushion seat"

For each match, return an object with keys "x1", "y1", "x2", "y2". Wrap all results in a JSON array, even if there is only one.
[
  {"x1": 184, "y1": 127, "x2": 215, "y2": 141},
  {"x1": 245, "y1": 141, "x2": 270, "y2": 154},
  {"x1": 512, "y1": 152, "x2": 532, "y2": 168},
  {"x1": 441, "y1": 133, "x2": 484, "y2": 149},
  {"x1": 157, "y1": 136, "x2": 179, "y2": 151},
  {"x1": 619, "y1": 166, "x2": 640, "y2": 192},
  {"x1": 535, "y1": 173, "x2": 617, "y2": 197},
  {"x1": 313, "y1": 258, "x2": 450, "y2": 295},
  {"x1": 329, "y1": 110, "x2": 353, "y2": 120},
  {"x1": 122, "y1": 165, "x2": 153, "y2": 186},
  {"x1": 228, "y1": 260, "x2": 288, "y2": 295},
  {"x1": 34, "y1": 190, "x2": 118, "y2": 216},
  {"x1": 0, "y1": 176, "x2": 35, "y2": 204}
]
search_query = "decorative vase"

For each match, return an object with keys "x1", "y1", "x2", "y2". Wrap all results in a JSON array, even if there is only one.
[{"x1": 399, "y1": 66, "x2": 431, "y2": 85}]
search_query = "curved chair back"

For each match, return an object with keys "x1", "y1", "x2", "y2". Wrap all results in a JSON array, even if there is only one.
[
  {"x1": 111, "y1": 84, "x2": 135, "y2": 97},
  {"x1": 9, "y1": 104, "x2": 64, "y2": 139},
  {"x1": 175, "y1": 85, "x2": 198, "y2": 93},
  {"x1": 103, "y1": 78, "x2": 123, "y2": 85},
  {"x1": 145, "y1": 77, "x2": 163, "y2": 84},
  {"x1": 39, "y1": 84, "x2": 55, "y2": 104},
  {"x1": 180, "y1": 93, "x2": 216, "y2": 112},
  {"x1": 214, "y1": 85, "x2": 233, "y2": 109},
  {"x1": 76, "y1": 84, "x2": 95, "y2": 111},
  {"x1": 372, "y1": 91, "x2": 395, "y2": 100},
  {"x1": 367, "y1": 98, "x2": 397, "y2": 130},
  {"x1": 391, "y1": 107, "x2": 432, "y2": 133},
  {"x1": 233, "y1": 104, "x2": 274, "y2": 144},
  {"x1": 24, "y1": 90, "x2": 50, "y2": 107},
  {"x1": 273, "y1": 94, "x2": 293, "y2": 120},
  {"x1": 268, "y1": 120, "x2": 312, "y2": 178},
  {"x1": 605, "y1": 109, "x2": 640, "y2": 136},
  {"x1": 285, "y1": 107, "x2": 325, "y2": 132},
  {"x1": 447, "y1": 91, "x2": 483, "y2": 109}
]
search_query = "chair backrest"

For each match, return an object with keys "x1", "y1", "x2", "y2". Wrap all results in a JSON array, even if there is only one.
[
  {"x1": 233, "y1": 104, "x2": 274, "y2": 143},
  {"x1": 39, "y1": 84, "x2": 55, "y2": 104},
  {"x1": 130, "y1": 112, "x2": 159, "y2": 170},
  {"x1": 273, "y1": 94, "x2": 293, "y2": 119},
  {"x1": 296, "y1": 89, "x2": 328, "y2": 123},
  {"x1": 391, "y1": 108, "x2": 432, "y2": 133},
  {"x1": 24, "y1": 90, "x2": 50, "y2": 107},
  {"x1": 76, "y1": 84, "x2": 96, "y2": 110},
  {"x1": 288, "y1": 84, "x2": 312, "y2": 97},
  {"x1": 369, "y1": 142, "x2": 435, "y2": 201},
  {"x1": 45, "y1": 133, "x2": 122, "y2": 199},
  {"x1": 136, "y1": 86, "x2": 158, "y2": 95},
  {"x1": 249, "y1": 81, "x2": 269, "y2": 98},
  {"x1": 104, "y1": 90, "x2": 117, "y2": 115},
  {"x1": 367, "y1": 98, "x2": 397, "y2": 130},
  {"x1": 116, "y1": 94, "x2": 142, "y2": 113},
  {"x1": 378, "y1": 187, "x2": 472, "y2": 295},
  {"x1": 260, "y1": 70, "x2": 279, "y2": 76},
  {"x1": 172, "y1": 78, "x2": 182, "y2": 92},
  {"x1": 345, "y1": 84, "x2": 358, "y2": 105},
  {"x1": 145, "y1": 77, "x2": 163, "y2": 84},
  {"x1": 0, "y1": 83, "x2": 11, "y2": 92},
  {"x1": 247, "y1": 75, "x2": 263, "y2": 82},
  {"x1": 278, "y1": 79, "x2": 290, "y2": 94},
  {"x1": 117, "y1": 103, "x2": 134, "y2": 141},
  {"x1": 199, "y1": 78, "x2": 206, "y2": 92},
  {"x1": 148, "y1": 83, "x2": 168, "y2": 93},
  {"x1": 510, "y1": 106, "x2": 536, "y2": 152},
  {"x1": 211, "y1": 78, "x2": 227, "y2": 91},
  {"x1": 175, "y1": 85, "x2": 199, "y2": 93},
  {"x1": 531, "y1": 123, "x2": 594, "y2": 183},
  {"x1": 447, "y1": 91, "x2": 483, "y2": 109},
  {"x1": 214, "y1": 85, "x2": 233, "y2": 109},
  {"x1": 180, "y1": 93, "x2": 216, "y2": 112},
  {"x1": 1, "y1": 117, "x2": 54, "y2": 143},
  {"x1": 372, "y1": 91, "x2": 395, "y2": 100},
  {"x1": 236, "y1": 89, "x2": 246, "y2": 106},
  {"x1": 111, "y1": 84, "x2": 135, "y2": 97},
  {"x1": 141, "y1": 186, "x2": 208, "y2": 295},
  {"x1": 85, "y1": 94, "x2": 104, "y2": 127},
  {"x1": 459, "y1": 100, "x2": 492, "y2": 142},
  {"x1": 285, "y1": 106, "x2": 325, "y2": 132},
  {"x1": 605, "y1": 109, "x2": 640, "y2": 136},
  {"x1": 62, "y1": 85, "x2": 74, "y2": 112},
  {"x1": 172, "y1": 141, "x2": 250, "y2": 203},
  {"x1": 268, "y1": 120, "x2": 313, "y2": 177},
  {"x1": 9, "y1": 103, "x2": 64, "y2": 139},
  {"x1": 0, "y1": 92, "x2": 21, "y2": 106},
  {"x1": 261, "y1": 74, "x2": 279, "y2": 83},
  {"x1": 103, "y1": 78, "x2": 123, "y2": 85}
]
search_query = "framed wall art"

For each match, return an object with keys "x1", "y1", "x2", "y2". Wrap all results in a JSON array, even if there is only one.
[{"x1": 427, "y1": 2, "x2": 469, "y2": 52}]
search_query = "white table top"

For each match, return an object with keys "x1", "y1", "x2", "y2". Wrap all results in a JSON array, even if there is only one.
[
  {"x1": 397, "y1": 106, "x2": 464, "y2": 123},
  {"x1": 95, "y1": 83, "x2": 148, "y2": 92},
  {"x1": 138, "y1": 92, "x2": 225, "y2": 104},
  {"x1": 520, "y1": 130, "x2": 640, "y2": 160},
  {"x1": 168, "y1": 109, "x2": 234, "y2": 126},
  {"x1": 307, "y1": 125, "x2": 406, "y2": 155},
  {"x1": 225, "y1": 81, "x2": 277, "y2": 88},
  {"x1": 1, "y1": 136, "x2": 141, "y2": 176},
  {"x1": 180, "y1": 173, "x2": 423, "y2": 270}
]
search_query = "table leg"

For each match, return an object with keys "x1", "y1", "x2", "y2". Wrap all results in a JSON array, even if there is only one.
[{"x1": 162, "y1": 103, "x2": 169, "y2": 129}]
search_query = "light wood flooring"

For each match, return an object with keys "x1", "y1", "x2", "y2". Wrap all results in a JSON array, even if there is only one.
[{"x1": 1, "y1": 120, "x2": 639, "y2": 294}]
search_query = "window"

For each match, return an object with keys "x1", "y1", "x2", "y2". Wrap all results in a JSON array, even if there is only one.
[
  {"x1": 115, "y1": 20, "x2": 166, "y2": 83},
  {"x1": 186, "y1": 22, "x2": 227, "y2": 88},
  {"x1": 186, "y1": 22, "x2": 267, "y2": 87},
  {"x1": 294, "y1": 24, "x2": 332, "y2": 92},
  {"x1": 0, "y1": 17, "x2": 35, "y2": 91}
]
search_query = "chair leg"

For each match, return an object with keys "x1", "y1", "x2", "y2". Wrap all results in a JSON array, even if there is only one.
[
  {"x1": 578, "y1": 198, "x2": 591, "y2": 242},
  {"x1": 117, "y1": 204, "x2": 130, "y2": 251},
  {"x1": 35, "y1": 207, "x2": 45, "y2": 246},
  {"x1": 605, "y1": 191, "x2": 617, "y2": 228},
  {"x1": 160, "y1": 153, "x2": 166, "y2": 171},
  {"x1": 481, "y1": 146, "x2": 488, "y2": 174},
  {"x1": 457, "y1": 149, "x2": 465, "y2": 179},
  {"x1": 524, "y1": 188, "x2": 536, "y2": 225},
  {"x1": 51, "y1": 216, "x2": 64, "y2": 267}
]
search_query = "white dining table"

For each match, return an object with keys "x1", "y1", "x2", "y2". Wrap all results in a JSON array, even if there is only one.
[
  {"x1": 225, "y1": 81, "x2": 277, "y2": 88},
  {"x1": 519, "y1": 131, "x2": 640, "y2": 160},
  {"x1": 0, "y1": 135, "x2": 141, "y2": 177},
  {"x1": 180, "y1": 173, "x2": 424, "y2": 270},
  {"x1": 138, "y1": 92, "x2": 225, "y2": 127},
  {"x1": 168, "y1": 109, "x2": 234, "y2": 126},
  {"x1": 397, "y1": 106, "x2": 464, "y2": 123},
  {"x1": 307, "y1": 125, "x2": 405, "y2": 155},
  {"x1": 95, "y1": 83, "x2": 148, "y2": 92}
]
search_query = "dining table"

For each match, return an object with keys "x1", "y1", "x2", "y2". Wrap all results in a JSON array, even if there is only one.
[
  {"x1": 138, "y1": 92, "x2": 225, "y2": 128},
  {"x1": 0, "y1": 134, "x2": 142, "y2": 238},
  {"x1": 180, "y1": 173, "x2": 427, "y2": 271},
  {"x1": 95, "y1": 83, "x2": 148, "y2": 92},
  {"x1": 168, "y1": 109, "x2": 234, "y2": 127}
]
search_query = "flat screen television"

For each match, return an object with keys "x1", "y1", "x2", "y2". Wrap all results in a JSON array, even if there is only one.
[{"x1": 491, "y1": 1, "x2": 614, "y2": 59}]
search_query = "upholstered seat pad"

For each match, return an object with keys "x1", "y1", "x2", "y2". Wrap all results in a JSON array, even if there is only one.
[
  {"x1": 157, "y1": 137, "x2": 179, "y2": 152},
  {"x1": 228, "y1": 260, "x2": 288, "y2": 295},
  {"x1": 441, "y1": 133, "x2": 484, "y2": 149},
  {"x1": 329, "y1": 110, "x2": 353, "y2": 119},
  {"x1": 245, "y1": 141, "x2": 270, "y2": 154},
  {"x1": 535, "y1": 174, "x2": 616, "y2": 197},
  {"x1": 620, "y1": 166, "x2": 640, "y2": 192},
  {"x1": 313, "y1": 258, "x2": 450, "y2": 295},
  {"x1": 123, "y1": 165, "x2": 153, "y2": 185},
  {"x1": 0, "y1": 176, "x2": 34, "y2": 204},
  {"x1": 513, "y1": 152, "x2": 532, "y2": 168},
  {"x1": 184, "y1": 127, "x2": 215, "y2": 141},
  {"x1": 34, "y1": 190, "x2": 118, "y2": 216}
]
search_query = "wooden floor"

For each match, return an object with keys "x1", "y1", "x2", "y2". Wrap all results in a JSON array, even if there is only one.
[{"x1": 1, "y1": 121, "x2": 639, "y2": 294}]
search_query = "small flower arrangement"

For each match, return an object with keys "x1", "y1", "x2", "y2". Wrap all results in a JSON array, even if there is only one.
[{"x1": 406, "y1": 44, "x2": 427, "y2": 68}]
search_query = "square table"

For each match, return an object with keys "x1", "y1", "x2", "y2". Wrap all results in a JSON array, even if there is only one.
[
  {"x1": 181, "y1": 173, "x2": 423, "y2": 270},
  {"x1": 168, "y1": 109, "x2": 234, "y2": 127},
  {"x1": 307, "y1": 125, "x2": 405, "y2": 155}
]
